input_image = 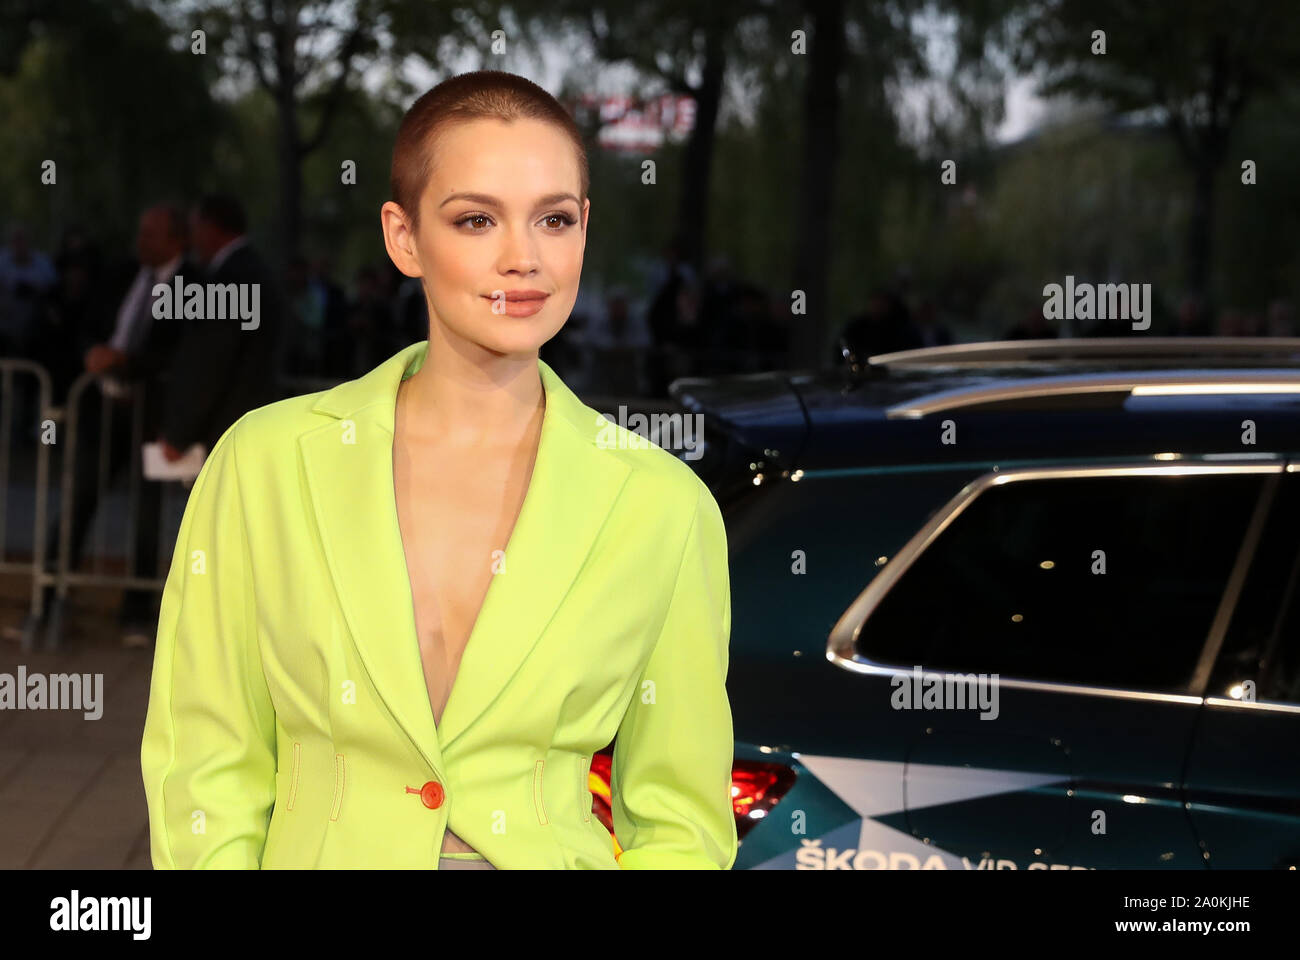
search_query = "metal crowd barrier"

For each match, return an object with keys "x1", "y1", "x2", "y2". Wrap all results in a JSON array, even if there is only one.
[
  {"x1": 33, "y1": 368, "x2": 173, "y2": 651},
  {"x1": 0, "y1": 359, "x2": 53, "y2": 648},
  {"x1": 8, "y1": 369, "x2": 344, "y2": 652}
]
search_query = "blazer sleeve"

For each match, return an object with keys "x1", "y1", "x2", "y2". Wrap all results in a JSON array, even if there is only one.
[
  {"x1": 140, "y1": 415, "x2": 277, "y2": 868},
  {"x1": 611, "y1": 481, "x2": 739, "y2": 869}
]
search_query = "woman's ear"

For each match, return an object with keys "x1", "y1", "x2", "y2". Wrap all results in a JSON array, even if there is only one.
[
  {"x1": 581, "y1": 197, "x2": 590, "y2": 234},
  {"x1": 380, "y1": 201, "x2": 423, "y2": 278}
]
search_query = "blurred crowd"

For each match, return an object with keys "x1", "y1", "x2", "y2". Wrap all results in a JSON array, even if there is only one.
[
  {"x1": 1, "y1": 196, "x2": 293, "y2": 644},
  {"x1": 0, "y1": 217, "x2": 801, "y2": 407},
  {"x1": 3, "y1": 211, "x2": 1298, "y2": 420},
  {"x1": 546, "y1": 238, "x2": 793, "y2": 397},
  {"x1": 998, "y1": 294, "x2": 1297, "y2": 341},
  {"x1": 0, "y1": 213, "x2": 428, "y2": 411},
  {"x1": 833, "y1": 285, "x2": 1296, "y2": 364}
]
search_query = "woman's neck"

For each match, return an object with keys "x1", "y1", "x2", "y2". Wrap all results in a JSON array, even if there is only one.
[{"x1": 395, "y1": 324, "x2": 545, "y2": 450}]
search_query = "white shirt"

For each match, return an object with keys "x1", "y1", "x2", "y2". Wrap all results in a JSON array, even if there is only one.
[
  {"x1": 108, "y1": 253, "x2": 184, "y2": 353},
  {"x1": 102, "y1": 253, "x2": 184, "y2": 398}
]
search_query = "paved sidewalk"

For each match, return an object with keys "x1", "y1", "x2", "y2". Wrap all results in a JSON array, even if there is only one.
[{"x1": 0, "y1": 578, "x2": 155, "y2": 869}]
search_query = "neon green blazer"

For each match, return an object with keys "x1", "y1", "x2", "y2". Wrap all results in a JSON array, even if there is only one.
[{"x1": 140, "y1": 340, "x2": 738, "y2": 869}]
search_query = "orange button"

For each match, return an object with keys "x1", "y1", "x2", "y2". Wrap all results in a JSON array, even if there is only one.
[{"x1": 419, "y1": 781, "x2": 444, "y2": 809}]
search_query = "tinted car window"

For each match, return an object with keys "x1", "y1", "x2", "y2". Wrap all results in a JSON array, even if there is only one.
[
  {"x1": 1263, "y1": 575, "x2": 1300, "y2": 704},
  {"x1": 1213, "y1": 473, "x2": 1300, "y2": 703},
  {"x1": 856, "y1": 472, "x2": 1265, "y2": 693},
  {"x1": 727, "y1": 469, "x2": 981, "y2": 656}
]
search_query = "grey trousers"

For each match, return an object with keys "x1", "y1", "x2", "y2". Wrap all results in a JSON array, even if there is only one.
[{"x1": 438, "y1": 857, "x2": 497, "y2": 870}]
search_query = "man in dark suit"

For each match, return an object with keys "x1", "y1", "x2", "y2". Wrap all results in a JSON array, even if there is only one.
[
  {"x1": 157, "y1": 194, "x2": 287, "y2": 461},
  {"x1": 26, "y1": 204, "x2": 199, "y2": 646}
]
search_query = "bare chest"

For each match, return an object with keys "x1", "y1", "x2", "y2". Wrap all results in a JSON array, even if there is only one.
[{"x1": 392, "y1": 444, "x2": 533, "y2": 730}]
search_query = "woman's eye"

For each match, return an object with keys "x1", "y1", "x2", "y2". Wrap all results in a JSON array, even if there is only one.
[{"x1": 455, "y1": 212, "x2": 575, "y2": 231}]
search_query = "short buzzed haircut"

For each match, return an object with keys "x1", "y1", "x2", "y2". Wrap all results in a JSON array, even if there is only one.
[{"x1": 390, "y1": 70, "x2": 589, "y2": 231}]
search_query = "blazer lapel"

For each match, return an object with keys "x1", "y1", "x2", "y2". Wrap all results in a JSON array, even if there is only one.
[
  {"x1": 299, "y1": 344, "x2": 443, "y2": 775},
  {"x1": 298, "y1": 341, "x2": 631, "y2": 771},
  {"x1": 437, "y1": 361, "x2": 631, "y2": 749}
]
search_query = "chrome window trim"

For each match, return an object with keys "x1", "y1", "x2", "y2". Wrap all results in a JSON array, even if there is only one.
[
  {"x1": 1203, "y1": 697, "x2": 1300, "y2": 716},
  {"x1": 868, "y1": 337, "x2": 1300, "y2": 368},
  {"x1": 826, "y1": 460, "x2": 1286, "y2": 704},
  {"x1": 884, "y1": 370, "x2": 1300, "y2": 420}
]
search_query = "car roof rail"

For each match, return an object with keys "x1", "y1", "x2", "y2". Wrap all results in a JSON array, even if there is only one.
[
  {"x1": 868, "y1": 337, "x2": 1300, "y2": 368},
  {"x1": 886, "y1": 369, "x2": 1300, "y2": 419}
]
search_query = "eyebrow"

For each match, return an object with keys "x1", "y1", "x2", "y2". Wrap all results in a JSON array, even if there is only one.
[{"x1": 439, "y1": 191, "x2": 581, "y2": 210}]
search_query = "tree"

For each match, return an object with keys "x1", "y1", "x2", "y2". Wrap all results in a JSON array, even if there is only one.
[
  {"x1": 159, "y1": 0, "x2": 468, "y2": 265},
  {"x1": 569, "y1": 0, "x2": 755, "y2": 278},
  {"x1": 789, "y1": 0, "x2": 847, "y2": 368},
  {"x1": 545, "y1": 0, "x2": 939, "y2": 368},
  {"x1": 1012, "y1": 0, "x2": 1300, "y2": 301},
  {"x1": 0, "y1": 0, "x2": 220, "y2": 249}
]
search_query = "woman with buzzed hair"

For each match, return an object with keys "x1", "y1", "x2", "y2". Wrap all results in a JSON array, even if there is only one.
[{"x1": 142, "y1": 70, "x2": 738, "y2": 871}]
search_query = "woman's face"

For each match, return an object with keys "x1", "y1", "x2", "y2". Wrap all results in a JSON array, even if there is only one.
[{"x1": 381, "y1": 117, "x2": 589, "y2": 358}]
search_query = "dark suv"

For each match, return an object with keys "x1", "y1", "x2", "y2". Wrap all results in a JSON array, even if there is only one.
[{"x1": 665, "y1": 338, "x2": 1300, "y2": 869}]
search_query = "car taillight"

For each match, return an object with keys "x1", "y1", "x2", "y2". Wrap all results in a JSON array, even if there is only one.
[
  {"x1": 730, "y1": 758, "x2": 798, "y2": 839},
  {"x1": 588, "y1": 750, "x2": 797, "y2": 845},
  {"x1": 588, "y1": 752, "x2": 617, "y2": 851}
]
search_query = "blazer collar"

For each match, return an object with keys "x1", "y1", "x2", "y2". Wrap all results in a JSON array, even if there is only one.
[
  {"x1": 308, "y1": 338, "x2": 606, "y2": 439},
  {"x1": 297, "y1": 341, "x2": 630, "y2": 776}
]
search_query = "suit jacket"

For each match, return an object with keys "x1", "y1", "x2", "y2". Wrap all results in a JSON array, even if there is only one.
[
  {"x1": 161, "y1": 242, "x2": 288, "y2": 452},
  {"x1": 140, "y1": 339, "x2": 738, "y2": 869}
]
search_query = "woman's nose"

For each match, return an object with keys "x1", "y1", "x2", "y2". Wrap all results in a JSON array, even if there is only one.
[{"x1": 497, "y1": 225, "x2": 541, "y2": 274}]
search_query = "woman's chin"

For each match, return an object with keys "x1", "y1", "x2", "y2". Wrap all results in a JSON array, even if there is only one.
[
  {"x1": 466, "y1": 320, "x2": 566, "y2": 357},
  {"x1": 466, "y1": 329, "x2": 554, "y2": 358}
]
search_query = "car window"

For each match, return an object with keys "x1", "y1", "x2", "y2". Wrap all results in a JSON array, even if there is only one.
[
  {"x1": 855, "y1": 472, "x2": 1266, "y2": 694},
  {"x1": 728, "y1": 469, "x2": 980, "y2": 654},
  {"x1": 1213, "y1": 472, "x2": 1300, "y2": 704},
  {"x1": 1261, "y1": 579, "x2": 1300, "y2": 704}
]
